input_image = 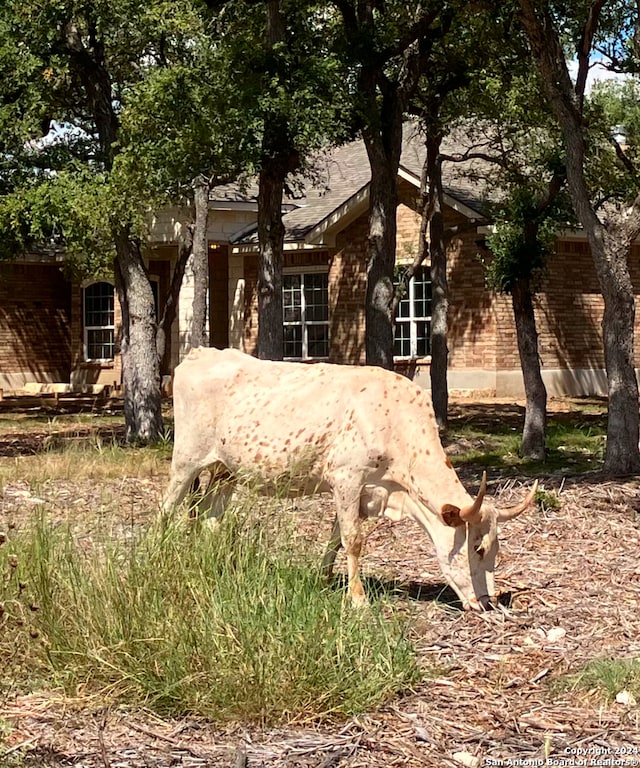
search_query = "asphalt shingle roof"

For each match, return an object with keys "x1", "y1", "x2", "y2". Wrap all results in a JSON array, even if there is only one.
[{"x1": 219, "y1": 124, "x2": 496, "y2": 246}]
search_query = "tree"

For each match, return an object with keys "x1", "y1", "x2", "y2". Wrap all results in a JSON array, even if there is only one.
[
  {"x1": 400, "y1": 5, "x2": 533, "y2": 428},
  {"x1": 515, "y1": 0, "x2": 640, "y2": 475},
  {"x1": 484, "y1": 181, "x2": 567, "y2": 459},
  {"x1": 446, "y1": 60, "x2": 570, "y2": 459},
  {"x1": 190, "y1": 176, "x2": 211, "y2": 349},
  {"x1": 256, "y1": 0, "x2": 293, "y2": 360},
  {"x1": 404, "y1": 49, "x2": 477, "y2": 427},
  {"x1": 203, "y1": 1, "x2": 350, "y2": 361},
  {"x1": 332, "y1": 1, "x2": 461, "y2": 369},
  {"x1": 0, "y1": 0, "x2": 207, "y2": 442},
  {"x1": 118, "y1": 42, "x2": 259, "y2": 355}
]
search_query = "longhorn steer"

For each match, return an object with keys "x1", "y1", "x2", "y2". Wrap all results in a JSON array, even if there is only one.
[{"x1": 163, "y1": 347, "x2": 537, "y2": 611}]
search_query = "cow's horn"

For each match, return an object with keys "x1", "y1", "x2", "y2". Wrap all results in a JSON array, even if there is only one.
[
  {"x1": 459, "y1": 471, "x2": 487, "y2": 523},
  {"x1": 497, "y1": 479, "x2": 539, "y2": 522}
]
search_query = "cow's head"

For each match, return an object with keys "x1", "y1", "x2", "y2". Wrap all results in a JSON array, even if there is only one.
[{"x1": 424, "y1": 473, "x2": 538, "y2": 611}]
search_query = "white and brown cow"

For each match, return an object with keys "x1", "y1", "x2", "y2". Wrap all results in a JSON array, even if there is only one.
[{"x1": 163, "y1": 347, "x2": 537, "y2": 611}]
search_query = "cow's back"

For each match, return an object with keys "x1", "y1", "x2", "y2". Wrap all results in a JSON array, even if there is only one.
[{"x1": 171, "y1": 348, "x2": 441, "y2": 493}]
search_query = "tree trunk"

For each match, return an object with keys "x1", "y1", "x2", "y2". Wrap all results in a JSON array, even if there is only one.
[
  {"x1": 113, "y1": 230, "x2": 163, "y2": 444},
  {"x1": 190, "y1": 176, "x2": 210, "y2": 349},
  {"x1": 598, "y1": 234, "x2": 639, "y2": 475},
  {"x1": 257, "y1": 161, "x2": 286, "y2": 360},
  {"x1": 562, "y1": 126, "x2": 640, "y2": 474},
  {"x1": 365, "y1": 160, "x2": 399, "y2": 369},
  {"x1": 517, "y1": 0, "x2": 640, "y2": 475},
  {"x1": 157, "y1": 230, "x2": 193, "y2": 368},
  {"x1": 425, "y1": 131, "x2": 448, "y2": 427},
  {"x1": 362, "y1": 95, "x2": 403, "y2": 370},
  {"x1": 511, "y1": 277, "x2": 546, "y2": 459},
  {"x1": 256, "y1": 0, "x2": 290, "y2": 361}
]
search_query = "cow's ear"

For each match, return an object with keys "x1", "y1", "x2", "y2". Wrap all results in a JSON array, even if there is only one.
[{"x1": 441, "y1": 504, "x2": 466, "y2": 527}]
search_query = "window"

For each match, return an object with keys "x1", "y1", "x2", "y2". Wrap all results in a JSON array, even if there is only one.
[
  {"x1": 83, "y1": 281, "x2": 115, "y2": 361},
  {"x1": 283, "y1": 270, "x2": 329, "y2": 360},
  {"x1": 394, "y1": 266, "x2": 432, "y2": 358}
]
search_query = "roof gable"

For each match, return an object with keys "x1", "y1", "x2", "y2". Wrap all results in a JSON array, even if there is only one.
[{"x1": 223, "y1": 125, "x2": 496, "y2": 248}]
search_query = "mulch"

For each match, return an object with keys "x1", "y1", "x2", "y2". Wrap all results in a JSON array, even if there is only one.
[{"x1": 1, "y1": 409, "x2": 640, "y2": 767}]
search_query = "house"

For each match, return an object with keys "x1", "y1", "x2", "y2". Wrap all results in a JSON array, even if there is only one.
[{"x1": 1, "y1": 128, "x2": 638, "y2": 398}]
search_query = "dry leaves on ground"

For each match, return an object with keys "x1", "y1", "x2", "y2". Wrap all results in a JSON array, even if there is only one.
[{"x1": 1, "y1": 409, "x2": 640, "y2": 767}]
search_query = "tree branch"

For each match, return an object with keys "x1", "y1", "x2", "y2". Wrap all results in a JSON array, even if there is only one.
[
  {"x1": 575, "y1": 0, "x2": 606, "y2": 99},
  {"x1": 609, "y1": 136, "x2": 639, "y2": 177}
]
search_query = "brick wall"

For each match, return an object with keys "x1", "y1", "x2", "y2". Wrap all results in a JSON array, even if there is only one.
[
  {"x1": 11, "y1": 205, "x2": 638, "y2": 393},
  {"x1": 330, "y1": 218, "x2": 368, "y2": 364},
  {"x1": 239, "y1": 222, "x2": 640, "y2": 387},
  {"x1": 396, "y1": 202, "x2": 422, "y2": 263},
  {"x1": 534, "y1": 239, "x2": 605, "y2": 371},
  {"x1": 447, "y1": 214, "x2": 498, "y2": 370},
  {"x1": 491, "y1": 238, "x2": 640, "y2": 373},
  {"x1": 0, "y1": 261, "x2": 72, "y2": 388}
]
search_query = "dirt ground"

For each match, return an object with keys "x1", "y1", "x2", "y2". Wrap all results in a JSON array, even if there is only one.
[{"x1": 1, "y1": 398, "x2": 639, "y2": 767}]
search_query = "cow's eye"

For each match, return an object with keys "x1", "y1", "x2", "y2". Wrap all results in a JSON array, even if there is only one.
[{"x1": 474, "y1": 544, "x2": 485, "y2": 558}]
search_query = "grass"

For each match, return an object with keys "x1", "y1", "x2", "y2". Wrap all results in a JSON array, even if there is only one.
[
  {"x1": 561, "y1": 659, "x2": 640, "y2": 703},
  {"x1": 446, "y1": 402, "x2": 607, "y2": 475},
  {"x1": 0, "y1": 396, "x2": 616, "y2": 730},
  {"x1": 0, "y1": 428, "x2": 172, "y2": 492},
  {"x1": 0, "y1": 499, "x2": 419, "y2": 725}
]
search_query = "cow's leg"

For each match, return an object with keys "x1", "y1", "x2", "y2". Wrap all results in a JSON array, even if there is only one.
[
  {"x1": 196, "y1": 465, "x2": 236, "y2": 526},
  {"x1": 162, "y1": 461, "x2": 202, "y2": 515},
  {"x1": 321, "y1": 516, "x2": 342, "y2": 579},
  {"x1": 333, "y1": 485, "x2": 367, "y2": 606},
  {"x1": 322, "y1": 486, "x2": 388, "y2": 580}
]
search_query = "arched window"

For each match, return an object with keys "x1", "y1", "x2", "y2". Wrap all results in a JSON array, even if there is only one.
[{"x1": 83, "y1": 281, "x2": 115, "y2": 361}]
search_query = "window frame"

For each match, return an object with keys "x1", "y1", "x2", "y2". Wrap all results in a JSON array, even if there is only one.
[
  {"x1": 282, "y1": 266, "x2": 330, "y2": 361},
  {"x1": 83, "y1": 280, "x2": 116, "y2": 363},
  {"x1": 393, "y1": 265, "x2": 432, "y2": 360}
]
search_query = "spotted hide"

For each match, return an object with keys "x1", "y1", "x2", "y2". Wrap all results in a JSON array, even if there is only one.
[{"x1": 163, "y1": 347, "x2": 537, "y2": 611}]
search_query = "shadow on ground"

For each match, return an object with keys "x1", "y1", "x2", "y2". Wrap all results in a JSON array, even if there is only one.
[{"x1": 332, "y1": 574, "x2": 517, "y2": 612}]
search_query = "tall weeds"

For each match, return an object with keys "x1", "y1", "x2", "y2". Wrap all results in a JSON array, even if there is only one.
[{"x1": 0, "y1": 498, "x2": 419, "y2": 724}]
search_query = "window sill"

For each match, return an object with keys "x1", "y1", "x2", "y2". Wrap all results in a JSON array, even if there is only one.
[
  {"x1": 81, "y1": 360, "x2": 115, "y2": 368},
  {"x1": 393, "y1": 356, "x2": 432, "y2": 363},
  {"x1": 283, "y1": 357, "x2": 330, "y2": 363}
]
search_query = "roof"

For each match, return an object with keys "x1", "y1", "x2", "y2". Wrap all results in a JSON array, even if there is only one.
[{"x1": 219, "y1": 123, "x2": 497, "y2": 248}]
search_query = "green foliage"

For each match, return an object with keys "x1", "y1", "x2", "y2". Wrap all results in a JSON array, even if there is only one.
[
  {"x1": 535, "y1": 488, "x2": 561, "y2": 513},
  {"x1": 0, "y1": 0, "x2": 353, "y2": 271},
  {"x1": 0, "y1": 0, "x2": 220, "y2": 270},
  {"x1": 586, "y1": 78, "x2": 640, "y2": 206},
  {"x1": 0, "y1": 168, "x2": 115, "y2": 272},
  {"x1": 0, "y1": 505, "x2": 419, "y2": 724},
  {"x1": 484, "y1": 189, "x2": 558, "y2": 293},
  {"x1": 208, "y1": 1, "x2": 352, "y2": 163}
]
